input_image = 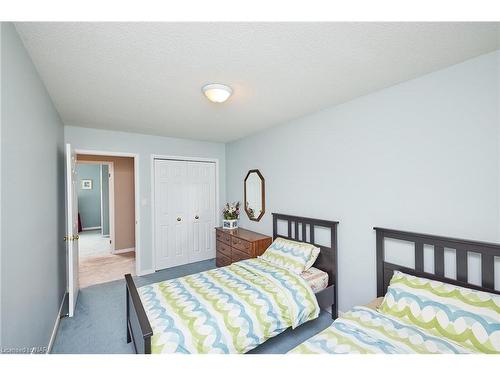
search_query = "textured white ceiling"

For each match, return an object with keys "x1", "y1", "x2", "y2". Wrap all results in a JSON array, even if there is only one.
[{"x1": 15, "y1": 22, "x2": 500, "y2": 142}]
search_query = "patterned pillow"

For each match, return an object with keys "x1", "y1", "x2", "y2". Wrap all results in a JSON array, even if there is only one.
[
  {"x1": 259, "y1": 237, "x2": 320, "y2": 274},
  {"x1": 379, "y1": 271, "x2": 500, "y2": 353}
]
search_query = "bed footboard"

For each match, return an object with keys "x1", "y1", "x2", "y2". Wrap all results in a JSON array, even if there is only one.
[{"x1": 125, "y1": 274, "x2": 153, "y2": 354}]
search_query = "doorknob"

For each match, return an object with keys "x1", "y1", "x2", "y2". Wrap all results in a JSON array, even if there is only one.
[
  {"x1": 195, "y1": 215, "x2": 199, "y2": 220},
  {"x1": 177, "y1": 217, "x2": 182, "y2": 221}
]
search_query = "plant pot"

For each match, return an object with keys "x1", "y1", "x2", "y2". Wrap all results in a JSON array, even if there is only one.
[{"x1": 222, "y1": 219, "x2": 238, "y2": 230}]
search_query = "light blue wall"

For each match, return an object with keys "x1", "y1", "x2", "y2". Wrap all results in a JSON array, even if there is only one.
[
  {"x1": 226, "y1": 50, "x2": 500, "y2": 312},
  {"x1": 76, "y1": 164, "x2": 102, "y2": 229},
  {"x1": 64, "y1": 126, "x2": 226, "y2": 274},
  {"x1": 1, "y1": 23, "x2": 65, "y2": 350},
  {"x1": 0, "y1": 21, "x2": 3, "y2": 348},
  {"x1": 101, "y1": 165, "x2": 110, "y2": 236}
]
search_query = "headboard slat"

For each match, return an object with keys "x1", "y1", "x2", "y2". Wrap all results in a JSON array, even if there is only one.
[
  {"x1": 375, "y1": 227, "x2": 500, "y2": 296},
  {"x1": 434, "y1": 245, "x2": 445, "y2": 276},
  {"x1": 415, "y1": 242, "x2": 424, "y2": 272},
  {"x1": 456, "y1": 249, "x2": 468, "y2": 282},
  {"x1": 481, "y1": 254, "x2": 495, "y2": 289}
]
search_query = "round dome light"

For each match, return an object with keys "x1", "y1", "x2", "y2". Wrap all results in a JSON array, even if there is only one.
[{"x1": 202, "y1": 83, "x2": 233, "y2": 103}]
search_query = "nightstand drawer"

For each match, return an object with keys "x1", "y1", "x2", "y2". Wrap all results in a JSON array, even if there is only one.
[
  {"x1": 216, "y1": 240, "x2": 231, "y2": 257},
  {"x1": 231, "y1": 237, "x2": 252, "y2": 254},
  {"x1": 231, "y1": 247, "x2": 251, "y2": 262},
  {"x1": 216, "y1": 253, "x2": 231, "y2": 267},
  {"x1": 216, "y1": 230, "x2": 231, "y2": 245}
]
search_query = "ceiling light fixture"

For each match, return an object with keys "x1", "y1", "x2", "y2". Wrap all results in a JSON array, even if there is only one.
[{"x1": 202, "y1": 83, "x2": 233, "y2": 103}]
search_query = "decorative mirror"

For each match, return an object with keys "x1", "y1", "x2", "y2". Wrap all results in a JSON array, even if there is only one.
[{"x1": 244, "y1": 169, "x2": 265, "y2": 221}]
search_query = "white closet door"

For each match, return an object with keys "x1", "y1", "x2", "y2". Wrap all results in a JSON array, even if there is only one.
[
  {"x1": 154, "y1": 160, "x2": 189, "y2": 269},
  {"x1": 187, "y1": 161, "x2": 216, "y2": 263}
]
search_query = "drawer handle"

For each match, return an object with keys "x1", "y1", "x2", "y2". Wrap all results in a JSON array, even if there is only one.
[
  {"x1": 195, "y1": 215, "x2": 199, "y2": 219},
  {"x1": 177, "y1": 217, "x2": 182, "y2": 222}
]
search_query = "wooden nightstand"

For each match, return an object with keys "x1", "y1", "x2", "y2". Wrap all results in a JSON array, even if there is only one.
[{"x1": 215, "y1": 227, "x2": 272, "y2": 267}]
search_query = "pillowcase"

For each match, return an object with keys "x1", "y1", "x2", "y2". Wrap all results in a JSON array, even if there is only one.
[
  {"x1": 301, "y1": 267, "x2": 329, "y2": 293},
  {"x1": 379, "y1": 271, "x2": 500, "y2": 353},
  {"x1": 304, "y1": 246, "x2": 321, "y2": 270},
  {"x1": 259, "y1": 237, "x2": 320, "y2": 274}
]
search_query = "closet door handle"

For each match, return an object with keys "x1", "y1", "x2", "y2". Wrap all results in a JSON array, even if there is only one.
[
  {"x1": 195, "y1": 215, "x2": 199, "y2": 220},
  {"x1": 177, "y1": 217, "x2": 182, "y2": 222}
]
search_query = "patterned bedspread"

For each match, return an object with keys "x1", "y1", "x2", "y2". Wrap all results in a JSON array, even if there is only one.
[
  {"x1": 289, "y1": 306, "x2": 474, "y2": 354},
  {"x1": 138, "y1": 258, "x2": 320, "y2": 354}
]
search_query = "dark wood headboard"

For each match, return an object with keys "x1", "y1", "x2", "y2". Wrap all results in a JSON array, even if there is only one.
[
  {"x1": 375, "y1": 227, "x2": 500, "y2": 297},
  {"x1": 272, "y1": 212, "x2": 339, "y2": 290}
]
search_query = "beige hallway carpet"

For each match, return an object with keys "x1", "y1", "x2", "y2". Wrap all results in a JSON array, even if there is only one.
[{"x1": 79, "y1": 252, "x2": 135, "y2": 288}]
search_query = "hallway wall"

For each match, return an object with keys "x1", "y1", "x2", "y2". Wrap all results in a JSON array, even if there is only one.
[{"x1": 76, "y1": 163, "x2": 102, "y2": 229}]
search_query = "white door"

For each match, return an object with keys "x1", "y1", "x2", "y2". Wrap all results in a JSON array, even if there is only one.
[
  {"x1": 154, "y1": 160, "x2": 189, "y2": 269},
  {"x1": 154, "y1": 159, "x2": 216, "y2": 270},
  {"x1": 65, "y1": 144, "x2": 79, "y2": 317},
  {"x1": 187, "y1": 162, "x2": 216, "y2": 263}
]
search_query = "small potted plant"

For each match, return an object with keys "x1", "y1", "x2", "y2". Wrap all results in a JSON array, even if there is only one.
[{"x1": 222, "y1": 202, "x2": 240, "y2": 230}]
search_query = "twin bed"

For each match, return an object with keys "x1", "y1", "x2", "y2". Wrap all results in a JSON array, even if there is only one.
[
  {"x1": 292, "y1": 227, "x2": 500, "y2": 354},
  {"x1": 125, "y1": 213, "x2": 338, "y2": 354},
  {"x1": 125, "y1": 215, "x2": 500, "y2": 354}
]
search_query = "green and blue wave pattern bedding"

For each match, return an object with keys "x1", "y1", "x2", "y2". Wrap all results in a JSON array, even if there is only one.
[
  {"x1": 289, "y1": 306, "x2": 475, "y2": 354},
  {"x1": 379, "y1": 271, "x2": 500, "y2": 353},
  {"x1": 138, "y1": 258, "x2": 320, "y2": 353}
]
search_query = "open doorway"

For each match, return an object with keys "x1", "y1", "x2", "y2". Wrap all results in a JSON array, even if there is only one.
[{"x1": 76, "y1": 154, "x2": 136, "y2": 288}]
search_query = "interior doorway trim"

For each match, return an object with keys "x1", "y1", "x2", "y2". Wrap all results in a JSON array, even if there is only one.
[
  {"x1": 75, "y1": 149, "x2": 141, "y2": 276},
  {"x1": 76, "y1": 160, "x2": 115, "y2": 253},
  {"x1": 150, "y1": 154, "x2": 220, "y2": 272}
]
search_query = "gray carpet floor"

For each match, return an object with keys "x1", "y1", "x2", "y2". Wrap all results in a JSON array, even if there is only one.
[{"x1": 51, "y1": 259, "x2": 333, "y2": 354}]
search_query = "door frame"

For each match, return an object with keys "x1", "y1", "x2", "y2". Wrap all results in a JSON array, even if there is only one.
[
  {"x1": 75, "y1": 149, "x2": 141, "y2": 276},
  {"x1": 151, "y1": 154, "x2": 220, "y2": 271},
  {"x1": 76, "y1": 160, "x2": 116, "y2": 252}
]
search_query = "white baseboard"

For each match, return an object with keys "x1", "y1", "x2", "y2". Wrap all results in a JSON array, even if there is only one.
[
  {"x1": 47, "y1": 292, "x2": 67, "y2": 354},
  {"x1": 137, "y1": 268, "x2": 155, "y2": 276},
  {"x1": 114, "y1": 247, "x2": 135, "y2": 254},
  {"x1": 82, "y1": 226, "x2": 101, "y2": 231}
]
